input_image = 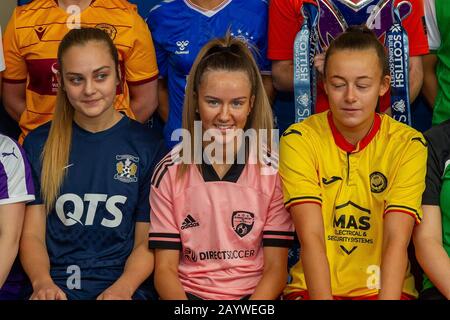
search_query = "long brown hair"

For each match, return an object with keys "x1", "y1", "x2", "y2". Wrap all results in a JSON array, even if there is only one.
[
  {"x1": 41, "y1": 28, "x2": 121, "y2": 212},
  {"x1": 178, "y1": 33, "x2": 274, "y2": 177}
]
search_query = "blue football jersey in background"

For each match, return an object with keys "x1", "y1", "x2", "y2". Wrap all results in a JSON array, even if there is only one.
[{"x1": 146, "y1": 0, "x2": 271, "y2": 148}]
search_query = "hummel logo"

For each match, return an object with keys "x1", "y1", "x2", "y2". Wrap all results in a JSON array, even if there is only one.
[
  {"x1": 176, "y1": 40, "x2": 189, "y2": 51},
  {"x1": 181, "y1": 214, "x2": 200, "y2": 230},
  {"x1": 2, "y1": 148, "x2": 18, "y2": 159},
  {"x1": 175, "y1": 40, "x2": 190, "y2": 54}
]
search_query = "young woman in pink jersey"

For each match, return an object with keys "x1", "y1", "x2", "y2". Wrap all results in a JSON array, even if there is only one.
[{"x1": 149, "y1": 35, "x2": 295, "y2": 300}]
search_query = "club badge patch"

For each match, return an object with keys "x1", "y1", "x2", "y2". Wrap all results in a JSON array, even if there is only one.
[
  {"x1": 370, "y1": 171, "x2": 387, "y2": 193},
  {"x1": 114, "y1": 155, "x2": 139, "y2": 183},
  {"x1": 232, "y1": 211, "x2": 255, "y2": 238},
  {"x1": 95, "y1": 23, "x2": 117, "y2": 40}
]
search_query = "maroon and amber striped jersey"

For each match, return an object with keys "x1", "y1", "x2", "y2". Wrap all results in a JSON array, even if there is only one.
[{"x1": 3, "y1": 0, "x2": 158, "y2": 143}]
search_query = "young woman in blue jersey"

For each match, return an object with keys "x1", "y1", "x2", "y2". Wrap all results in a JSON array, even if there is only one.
[
  {"x1": 149, "y1": 35, "x2": 294, "y2": 300},
  {"x1": 20, "y1": 28, "x2": 164, "y2": 300}
]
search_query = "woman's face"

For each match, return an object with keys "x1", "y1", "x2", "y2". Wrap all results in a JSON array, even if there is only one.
[
  {"x1": 324, "y1": 48, "x2": 390, "y2": 133},
  {"x1": 197, "y1": 69, "x2": 254, "y2": 144},
  {"x1": 60, "y1": 40, "x2": 118, "y2": 123}
]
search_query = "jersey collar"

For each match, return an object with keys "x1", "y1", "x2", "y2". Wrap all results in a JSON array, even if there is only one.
[
  {"x1": 201, "y1": 162, "x2": 245, "y2": 183},
  {"x1": 53, "y1": 0, "x2": 96, "y2": 6},
  {"x1": 327, "y1": 111, "x2": 381, "y2": 153},
  {"x1": 183, "y1": 0, "x2": 232, "y2": 18},
  {"x1": 200, "y1": 138, "x2": 248, "y2": 182}
]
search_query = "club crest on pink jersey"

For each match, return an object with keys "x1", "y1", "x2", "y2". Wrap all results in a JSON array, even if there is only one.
[{"x1": 232, "y1": 211, "x2": 255, "y2": 238}]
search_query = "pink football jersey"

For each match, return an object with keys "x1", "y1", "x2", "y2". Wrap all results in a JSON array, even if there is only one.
[{"x1": 149, "y1": 148, "x2": 294, "y2": 300}]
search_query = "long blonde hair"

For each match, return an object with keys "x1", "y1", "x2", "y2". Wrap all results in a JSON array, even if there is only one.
[
  {"x1": 179, "y1": 34, "x2": 274, "y2": 177},
  {"x1": 41, "y1": 28, "x2": 121, "y2": 212}
]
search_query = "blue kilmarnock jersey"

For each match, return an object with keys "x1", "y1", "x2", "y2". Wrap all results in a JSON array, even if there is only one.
[
  {"x1": 23, "y1": 116, "x2": 165, "y2": 300},
  {"x1": 146, "y1": 0, "x2": 271, "y2": 148}
]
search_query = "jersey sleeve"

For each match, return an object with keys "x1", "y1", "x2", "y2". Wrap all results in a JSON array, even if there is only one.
[
  {"x1": 2, "y1": 9, "x2": 28, "y2": 83},
  {"x1": 424, "y1": 0, "x2": 440, "y2": 52},
  {"x1": 0, "y1": 137, "x2": 35, "y2": 205},
  {"x1": 148, "y1": 156, "x2": 181, "y2": 250},
  {"x1": 124, "y1": 11, "x2": 159, "y2": 85},
  {"x1": 268, "y1": 0, "x2": 303, "y2": 60},
  {"x1": 22, "y1": 134, "x2": 44, "y2": 206},
  {"x1": 253, "y1": 4, "x2": 271, "y2": 75},
  {"x1": 384, "y1": 134, "x2": 428, "y2": 224},
  {"x1": 134, "y1": 157, "x2": 152, "y2": 223},
  {"x1": 135, "y1": 138, "x2": 168, "y2": 222},
  {"x1": 263, "y1": 174, "x2": 295, "y2": 247},
  {"x1": 399, "y1": 0, "x2": 429, "y2": 56},
  {"x1": 145, "y1": 9, "x2": 168, "y2": 79},
  {"x1": 0, "y1": 28, "x2": 5, "y2": 72},
  {"x1": 279, "y1": 126, "x2": 322, "y2": 209},
  {"x1": 422, "y1": 125, "x2": 447, "y2": 205}
]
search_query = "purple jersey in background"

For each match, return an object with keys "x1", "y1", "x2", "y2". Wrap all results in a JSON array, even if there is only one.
[{"x1": 0, "y1": 134, "x2": 35, "y2": 300}]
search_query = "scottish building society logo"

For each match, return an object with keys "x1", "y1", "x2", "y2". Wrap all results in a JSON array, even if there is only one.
[
  {"x1": 297, "y1": 93, "x2": 309, "y2": 107},
  {"x1": 114, "y1": 155, "x2": 139, "y2": 183},
  {"x1": 392, "y1": 99, "x2": 406, "y2": 113}
]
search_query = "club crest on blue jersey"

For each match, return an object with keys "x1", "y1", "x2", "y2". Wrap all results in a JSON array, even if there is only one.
[
  {"x1": 230, "y1": 28, "x2": 255, "y2": 46},
  {"x1": 232, "y1": 211, "x2": 255, "y2": 238},
  {"x1": 114, "y1": 155, "x2": 139, "y2": 183}
]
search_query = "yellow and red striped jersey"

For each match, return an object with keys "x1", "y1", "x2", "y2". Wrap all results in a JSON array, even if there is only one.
[{"x1": 280, "y1": 111, "x2": 427, "y2": 298}]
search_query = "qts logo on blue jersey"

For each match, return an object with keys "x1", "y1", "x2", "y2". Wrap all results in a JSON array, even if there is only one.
[
  {"x1": 115, "y1": 154, "x2": 139, "y2": 183},
  {"x1": 55, "y1": 193, "x2": 126, "y2": 228}
]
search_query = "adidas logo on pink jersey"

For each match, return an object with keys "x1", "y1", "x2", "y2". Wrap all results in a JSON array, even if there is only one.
[{"x1": 181, "y1": 214, "x2": 200, "y2": 230}]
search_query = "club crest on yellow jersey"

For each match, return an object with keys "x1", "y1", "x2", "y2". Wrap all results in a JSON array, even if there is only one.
[{"x1": 370, "y1": 171, "x2": 387, "y2": 193}]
